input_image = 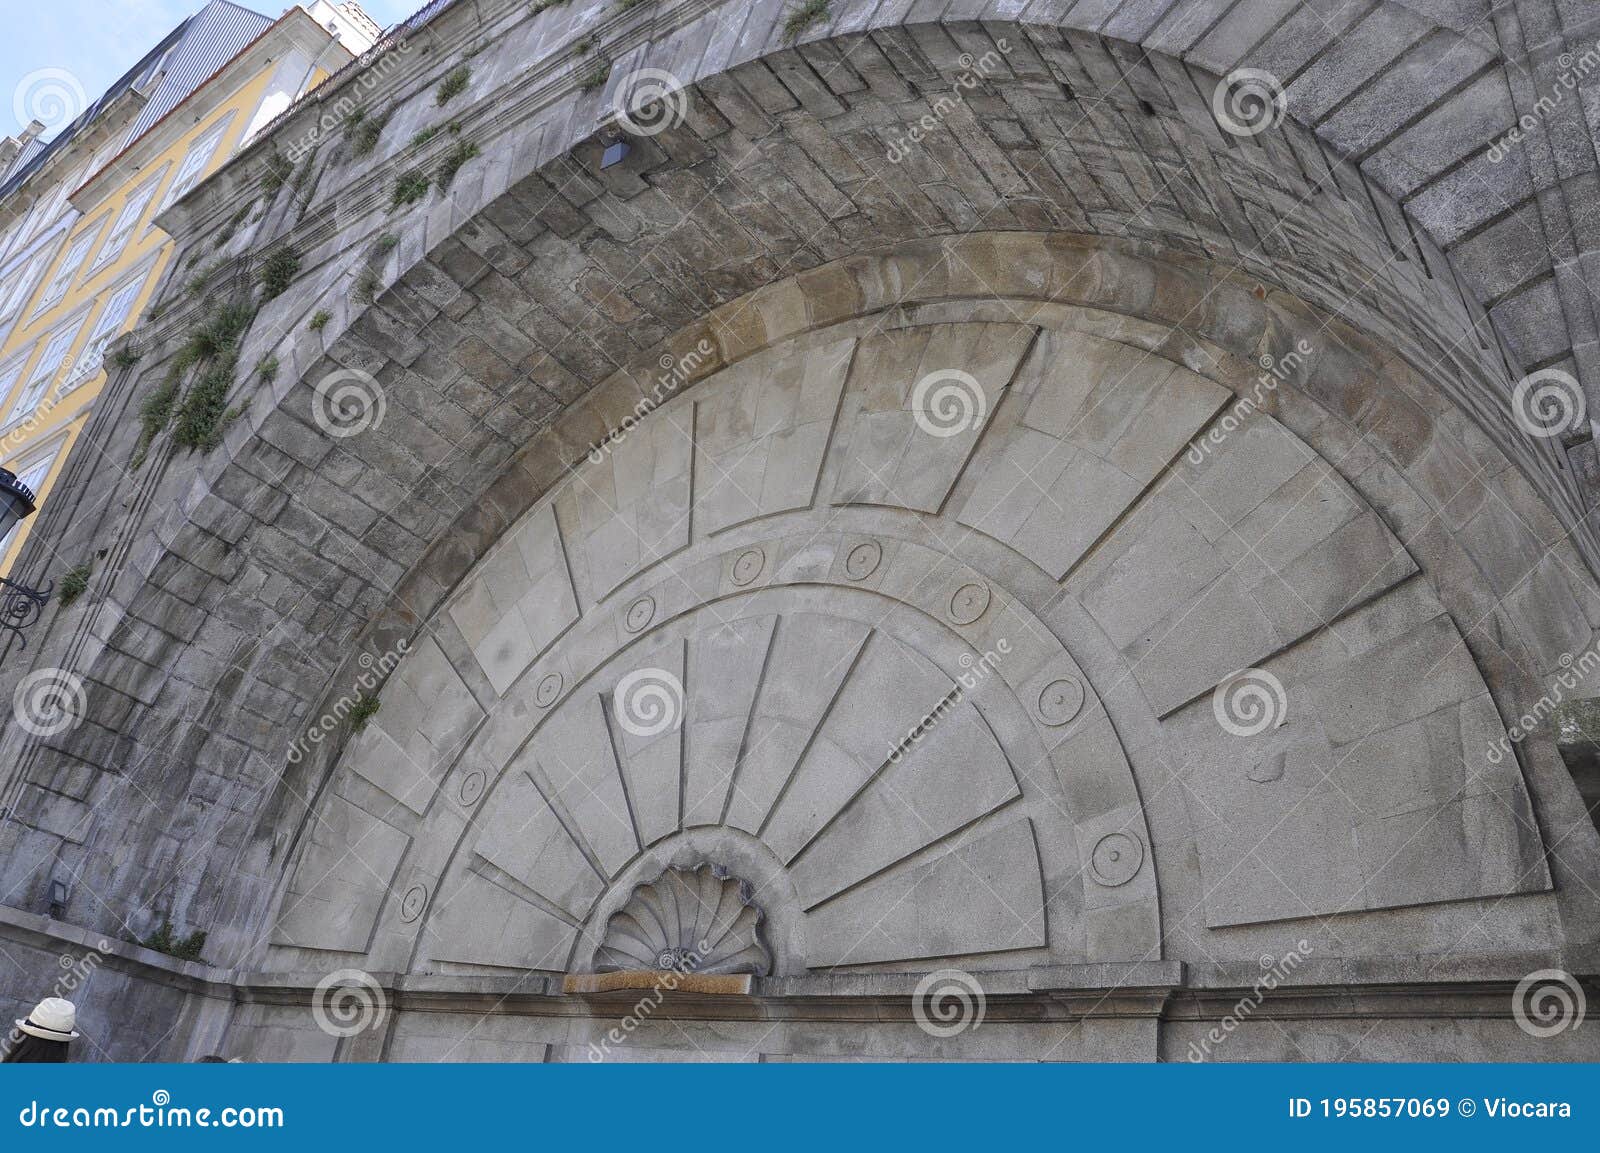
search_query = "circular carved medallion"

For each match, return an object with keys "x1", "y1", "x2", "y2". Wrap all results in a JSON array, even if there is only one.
[
  {"x1": 844, "y1": 540, "x2": 882, "y2": 580},
  {"x1": 948, "y1": 582, "x2": 991, "y2": 625},
  {"x1": 625, "y1": 595, "x2": 656, "y2": 633},
  {"x1": 399, "y1": 883, "x2": 429, "y2": 923},
  {"x1": 458, "y1": 769, "x2": 486, "y2": 807},
  {"x1": 1037, "y1": 677, "x2": 1085, "y2": 726},
  {"x1": 1091, "y1": 832, "x2": 1144, "y2": 888},
  {"x1": 731, "y1": 548, "x2": 765, "y2": 586},
  {"x1": 535, "y1": 672, "x2": 564, "y2": 707}
]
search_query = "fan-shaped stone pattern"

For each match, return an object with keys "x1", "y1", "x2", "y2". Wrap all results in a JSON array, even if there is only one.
[
  {"x1": 1164, "y1": 579, "x2": 1550, "y2": 927},
  {"x1": 272, "y1": 793, "x2": 411, "y2": 954},
  {"x1": 682, "y1": 614, "x2": 777, "y2": 826},
  {"x1": 603, "y1": 636, "x2": 687, "y2": 847},
  {"x1": 806, "y1": 817, "x2": 1047, "y2": 966},
  {"x1": 692, "y1": 337, "x2": 854, "y2": 537},
  {"x1": 955, "y1": 330, "x2": 1230, "y2": 578},
  {"x1": 788, "y1": 700, "x2": 1022, "y2": 909},
  {"x1": 447, "y1": 504, "x2": 580, "y2": 696},
  {"x1": 593, "y1": 865, "x2": 772, "y2": 976},
  {"x1": 554, "y1": 411, "x2": 693, "y2": 605},
  {"x1": 1068, "y1": 401, "x2": 1418, "y2": 716},
  {"x1": 829, "y1": 323, "x2": 1033, "y2": 512},
  {"x1": 723, "y1": 613, "x2": 872, "y2": 834},
  {"x1": 339, "y1": 635, "x2": 484, "y2": 815}
]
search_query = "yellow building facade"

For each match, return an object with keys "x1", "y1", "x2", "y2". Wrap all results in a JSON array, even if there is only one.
[{"x1": 0, "y1": 1, "x2": 373, "y2": 574}]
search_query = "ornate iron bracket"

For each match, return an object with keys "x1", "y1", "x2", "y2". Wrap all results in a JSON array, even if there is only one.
[{"x1": 0, "y1": 577, "x2": 52, "y2": 652}]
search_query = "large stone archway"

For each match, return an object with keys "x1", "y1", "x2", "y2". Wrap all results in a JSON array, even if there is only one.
[{"x1": 3, "y1": 0, "x2": 1600, "y2": 1061}]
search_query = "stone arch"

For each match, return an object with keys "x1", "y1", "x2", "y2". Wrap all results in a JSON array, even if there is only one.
[
  {"x1": 255, "y1": 261, "x2": 1569, "y2": 1003},
  {"x1": 1, "y1": 3, "x2": 1598, "y2": 1056}
]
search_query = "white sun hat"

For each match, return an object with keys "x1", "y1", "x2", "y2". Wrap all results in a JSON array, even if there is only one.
[{"x1": 14, "y1": 997, "x2": 79, "y2": 1041}]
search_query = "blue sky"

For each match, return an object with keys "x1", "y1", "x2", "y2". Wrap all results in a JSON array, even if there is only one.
[{"x1": 3, "y1": 0, "x2": 421, "y2": 140}]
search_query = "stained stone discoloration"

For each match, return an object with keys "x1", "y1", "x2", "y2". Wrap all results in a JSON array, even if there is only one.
[{"x1": 4, "y1": 0, "x2": 1600, "y2": 1061}]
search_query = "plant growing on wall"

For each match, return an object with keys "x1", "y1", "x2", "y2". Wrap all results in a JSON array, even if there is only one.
[
  {"x1": 435, "y1": 139, "x2": 480, "y2": 190},
  {"x1": 258, "y1": 246, "x2": 300, "y2": 300},
  {"x1": 391, "y1": 169, "x2": 430, "y2": 208},
  {"x1": 140, "y1": 919, "x2": 207, "y2": 962},
  {"x1": 783, "y1": 0, "x2": 830, "y2": 41},
  {"x1": 436, "y1": 65, "x2": 471, "y2": 105},
  {"x1": 56, "y1": 562, "x2": 92, "y2": 608}
]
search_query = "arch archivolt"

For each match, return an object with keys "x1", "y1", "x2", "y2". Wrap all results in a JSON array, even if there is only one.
[{"x1": 262, "y1": 236, "x2": 1587, "y2": 981}]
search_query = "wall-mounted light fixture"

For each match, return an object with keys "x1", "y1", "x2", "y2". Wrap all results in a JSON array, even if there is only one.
[{"x1": 0, "y1": 467, "x2": 51, "y2": 654}]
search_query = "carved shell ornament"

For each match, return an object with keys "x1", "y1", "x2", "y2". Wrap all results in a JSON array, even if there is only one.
[{"x1": 593, "y1": 865, "x2": 772, "y2": 976}]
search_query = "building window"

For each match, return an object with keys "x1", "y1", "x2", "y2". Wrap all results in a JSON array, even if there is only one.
[
  {"x1": 161, "y1": 122, "x2": 227, "y2": 210},
  {"x1": 0, "y1": 357, "x2": 26, "y2": 416},
  {"x1": 66, "y1": 274, "x2": 146, "y2": 388},
  {"x1": 4, "y1": 319, "x2": 84, "y2": 426},
  {"x1": 0, "y1": 254, "x2": 46, "y2": 323},
  {"x1": 33, "y1": 229, "x2": 95, "y2": 315},
  {"x1": 89, "y1": 175, "x2": 159, "y2": 273}
]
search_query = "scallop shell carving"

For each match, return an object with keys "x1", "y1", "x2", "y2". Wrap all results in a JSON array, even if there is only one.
[{"x1": 593, "y1": 864, "x2": 771, "y2": 976}]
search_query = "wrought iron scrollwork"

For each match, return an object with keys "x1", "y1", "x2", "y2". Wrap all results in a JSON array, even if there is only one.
[{"x1": 0, "y1": 578, "x2": 52, "y2": 652}]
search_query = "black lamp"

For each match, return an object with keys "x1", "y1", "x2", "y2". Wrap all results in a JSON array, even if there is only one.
[
  {"x1": 0, "y1": 466, "x2": 35, "y2": 540},
  {"x1": 0, "y1": 467, "x2": 53, "y2": 653}
]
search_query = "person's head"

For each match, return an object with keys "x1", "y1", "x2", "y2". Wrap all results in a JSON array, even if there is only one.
[{"x1": 3, "y1": 998, "x2": 78, "y2": 1063}]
